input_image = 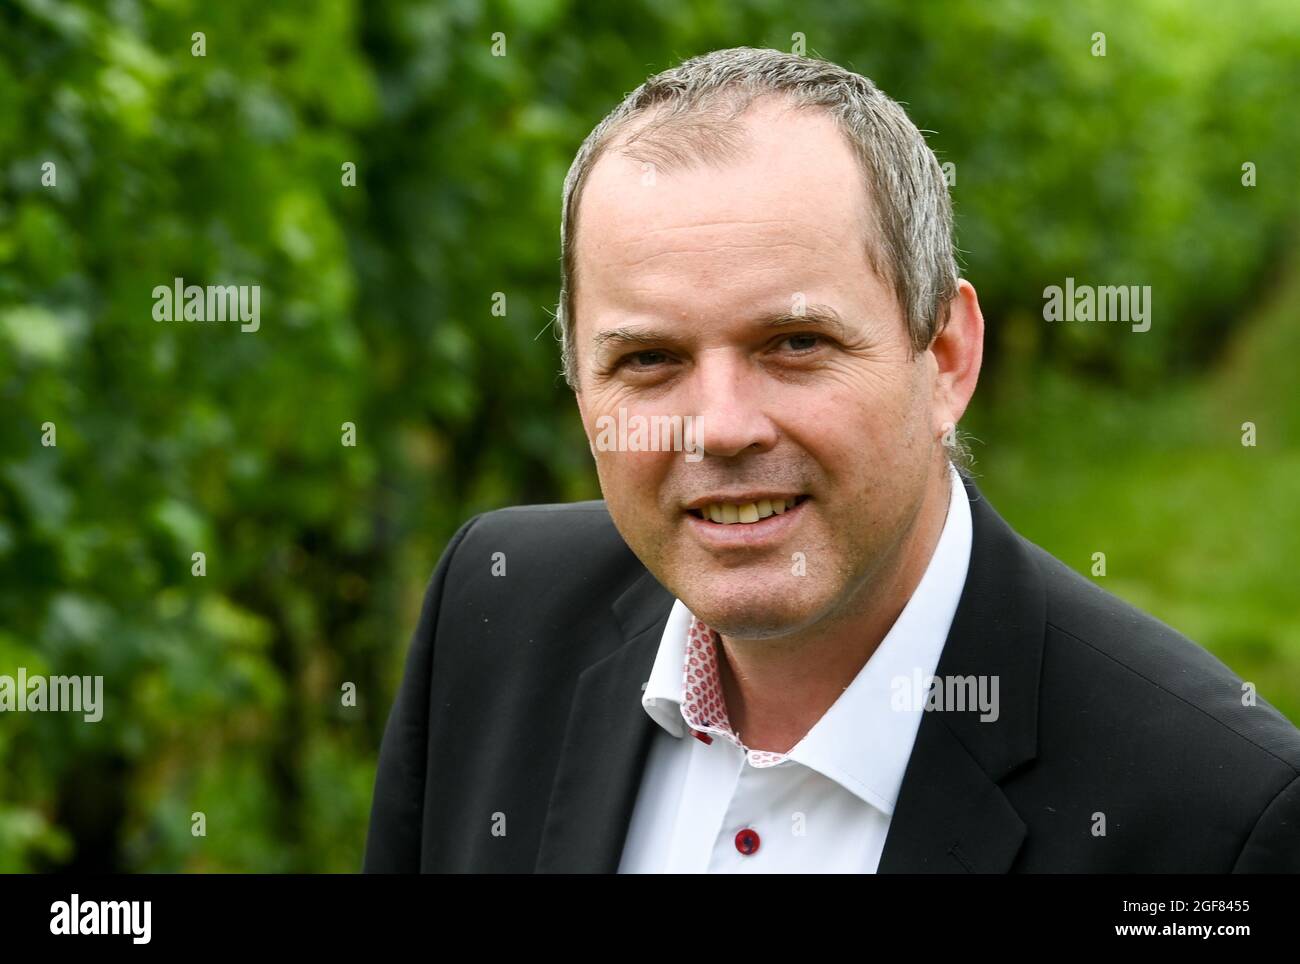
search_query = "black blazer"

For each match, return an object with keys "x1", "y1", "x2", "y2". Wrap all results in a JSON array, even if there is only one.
[{"x1": 364, "y1": 475, "x2": 1300, "y2": 872}]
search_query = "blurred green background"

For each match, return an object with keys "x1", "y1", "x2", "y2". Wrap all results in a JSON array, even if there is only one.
[{"x1": 1, "y1": 0, "x2": 1297, "y2": 871}]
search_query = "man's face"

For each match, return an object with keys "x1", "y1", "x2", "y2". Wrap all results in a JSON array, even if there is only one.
[{"x1": 572, "y1": 99, "x2": 946, "y2": 640}]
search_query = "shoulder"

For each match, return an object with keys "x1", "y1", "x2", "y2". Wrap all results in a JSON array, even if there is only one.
[
  {"x1": 455, "y1": 499, "x2": 625, "y2": 553},
  {"x1": 1018, "y1": 536, "x2": 1300, "y2": 864},
  {"x1": 1024, "y1": 537, "x2": 1300, "y2": 774},
  {"x1": 440, "y1": 500, "x2": 642, "y2": 588},
  {"x1": 988, "y1": 530, "x2": 1300, "y2": 869},
  {"x1": 425, "y1": 500, "x2": 653, "y2": 663}
]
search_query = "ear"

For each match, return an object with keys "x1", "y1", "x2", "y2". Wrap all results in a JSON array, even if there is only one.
[{"x1": 928, "y1": 278, "x2": 984, "y2": 437}]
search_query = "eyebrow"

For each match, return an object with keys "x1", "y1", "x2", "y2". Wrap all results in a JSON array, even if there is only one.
[{"x1": 591, "y1": 304, "x2": 851, "y2": 356}]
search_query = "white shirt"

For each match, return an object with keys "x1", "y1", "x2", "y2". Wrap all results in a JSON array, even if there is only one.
[{"x1": 617, "y1": 465, "x2": 972, "y2": 873}]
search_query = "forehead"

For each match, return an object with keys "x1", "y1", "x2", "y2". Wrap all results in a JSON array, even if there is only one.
[{"x1": 572, "y1": 100, "x2": 876, "y2": 318}]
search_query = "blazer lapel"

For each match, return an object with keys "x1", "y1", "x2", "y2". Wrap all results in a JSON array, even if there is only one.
[
  {"x1": 534, "y1": 570, "x2": 673, "y2": 872},
  {"x1": 876, "y1": 709, "x2": 1029, "y2": 871},
  {"x1": 878, "y1": 475, "x2": 1045, "y2": 872}
]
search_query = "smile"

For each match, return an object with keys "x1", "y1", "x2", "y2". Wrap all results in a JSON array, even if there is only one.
[
  {"x1": 683, "y1": 494, "x2": 811, "y2": 549},
  {"x1": 687, "y1": 495, "x2": 809, "y2": 525}
]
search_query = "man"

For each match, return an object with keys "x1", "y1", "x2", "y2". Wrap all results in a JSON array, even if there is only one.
[{"x1": 364, "y1": 48, "x2": 1300, "y2": 872}]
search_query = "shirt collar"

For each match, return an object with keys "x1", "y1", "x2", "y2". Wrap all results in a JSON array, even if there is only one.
[{"x1": 640, "y1": 464, "x2": 973, "y2": 816}]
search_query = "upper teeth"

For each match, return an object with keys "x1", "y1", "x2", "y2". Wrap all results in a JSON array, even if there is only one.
[{"x1": 700, "y1": 497, "x2": 799, "y2": 524}]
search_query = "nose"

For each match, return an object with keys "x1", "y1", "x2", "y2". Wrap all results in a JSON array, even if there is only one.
[{"x1": 688, "y1": 351, "x2": 779, "y2": 458}]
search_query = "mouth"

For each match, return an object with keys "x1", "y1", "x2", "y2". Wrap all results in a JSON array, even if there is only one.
[
  {"x1": 686, "y1": 494, "x2": 810, "y2": 525},
  {"x1": 682, "y1": 494, "x2": 811, "y2": 549}
]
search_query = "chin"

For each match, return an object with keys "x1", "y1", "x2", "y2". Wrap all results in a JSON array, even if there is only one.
[{"x1": 677, "y1": 576, "x2": 832, "y2": 641}]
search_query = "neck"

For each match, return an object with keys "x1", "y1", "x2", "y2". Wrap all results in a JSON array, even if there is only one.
[{"x1": 715, "y1": 463, "x2": 954, "y2": 755}]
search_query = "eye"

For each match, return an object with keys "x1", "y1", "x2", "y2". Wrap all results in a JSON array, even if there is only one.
[
  {"x1": 777, "y1": 332, "x2": 825, "y2": 353},
  {"x1": 618, "y1": 349, "x2": 672, "y2": 370}
]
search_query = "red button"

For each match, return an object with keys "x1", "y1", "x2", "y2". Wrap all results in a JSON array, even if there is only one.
[{"x1": 735, "y1": 828, "x2": 760, "y2": 855}]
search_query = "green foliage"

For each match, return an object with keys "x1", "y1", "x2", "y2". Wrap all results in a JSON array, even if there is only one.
[{"x1": 0, "y1": 0, "x2": 1296, "y2": 870}]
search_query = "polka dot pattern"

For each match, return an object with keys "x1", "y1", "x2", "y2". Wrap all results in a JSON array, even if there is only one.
[{"x1": 679, "y1": 615, "x2": 789, "y2": 768}]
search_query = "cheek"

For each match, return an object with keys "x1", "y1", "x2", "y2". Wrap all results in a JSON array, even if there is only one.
[
  {"x1": 795, "y1": 378, "x2": 899, "y2": 448},
  {"x1": 594, "y1": 450, "x2": 670, "y2": 515},
  {"x1": 789, "y1": 373, "x2": 928, "y2": 484}
]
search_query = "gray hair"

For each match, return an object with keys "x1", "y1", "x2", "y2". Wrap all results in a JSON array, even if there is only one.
[{"x1": 556, "y1": 46, "x2": 968, "y2": 466}]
